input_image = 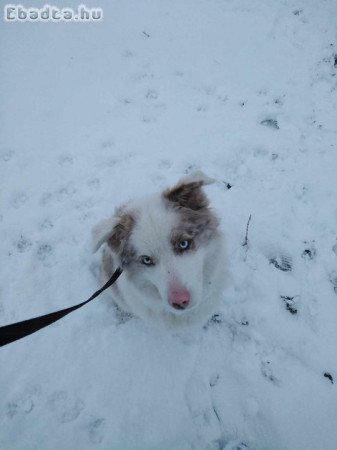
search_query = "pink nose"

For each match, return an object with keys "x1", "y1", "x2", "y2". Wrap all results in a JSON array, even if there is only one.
[{"x1": 168, "y1": 289, "x2": 190, "y2": 310}]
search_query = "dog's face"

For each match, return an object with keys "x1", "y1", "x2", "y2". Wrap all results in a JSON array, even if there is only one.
[{"x1": 93, "y1": 172, "x2": 226, "y2": 325}]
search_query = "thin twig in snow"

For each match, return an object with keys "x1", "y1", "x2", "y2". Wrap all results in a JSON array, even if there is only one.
[{"x1": 243, "y1": 214, "x2": 252, "y2": 248}]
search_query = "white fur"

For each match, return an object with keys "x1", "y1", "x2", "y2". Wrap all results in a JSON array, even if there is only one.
[
  {"x1": 93, "y1": 174, "x2": 229, "y2": 331},
  {"x1": 92, "y1": 215, "x2": 118, "y2": 253}
]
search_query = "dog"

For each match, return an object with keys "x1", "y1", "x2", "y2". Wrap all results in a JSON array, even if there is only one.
[{"x1": 92, "y1": 171, "x2": 229, "y2": 331}]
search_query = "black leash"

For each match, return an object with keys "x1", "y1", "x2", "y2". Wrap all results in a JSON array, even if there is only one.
[{"x1": 0, "y1": 267, "x2": 123, "y2": 348}]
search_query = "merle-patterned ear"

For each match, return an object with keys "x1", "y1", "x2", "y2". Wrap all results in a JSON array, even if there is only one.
[
  {"x1": 92, "y1": 216, "x2": 117, "y2": 253},
  {"x1": 163, "y1": 171, "x2": 215, "y2": 210},
  {"x1": 92, "y1": 209, "x2": 134, "y2": 254}
]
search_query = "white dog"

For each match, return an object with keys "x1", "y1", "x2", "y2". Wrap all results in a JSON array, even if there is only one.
[{"x1": 92, "y1": 171, "x2": 229, "y2": 331}]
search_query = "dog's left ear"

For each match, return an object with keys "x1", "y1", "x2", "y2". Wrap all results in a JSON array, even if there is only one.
[
  {"x1": 163, "y1": 171, "x2": 215, "y2": 210},
  {"x1": 92, "y1": 209, "x2": 135, "y2": 256},
  {"x1": 92, "y1": 216, "x2": 119, "y2": 253}
]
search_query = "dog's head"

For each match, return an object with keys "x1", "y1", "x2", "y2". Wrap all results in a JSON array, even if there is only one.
[{"x1": 93, "y1": 171, "x2": 226, "y2": 324}]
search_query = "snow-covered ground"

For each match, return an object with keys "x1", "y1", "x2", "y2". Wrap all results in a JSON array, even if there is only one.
[{"x1": 1, "y1": 0, "x2": 337, "y2": 448}]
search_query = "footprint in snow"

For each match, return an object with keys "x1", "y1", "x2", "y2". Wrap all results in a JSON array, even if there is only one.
[
  {"x1": 122, "y1": 49, "x2": 135, "y2": 58},
  {"x1": 332, "y1": 243, "x2": 337, "y2": 257},
  {"x1": 101, "y1": 138, "x2": 115, "y2": 150},
  {"x1": 261, "y1": 360, "x2": 279, "y2": 384},
  {"x1": 174, "y1": 70, "x2": 184, "y2": 77},
  {"x1": 260, "y1": 118, "x2": 280, "y2": 130},
  {"x1": 274, "y1": 96, "x2": 285, "y2": 106},
  {"x1": 224, "y1": 441, "x2": 249, "y2": 450},
  {"x1": 185, "y1": 374, "x2": 222, "y2": 444},
  {"x1": 5, "y1": 386, "x2": 41, "y2": 420},
  {"x1": 39, "y1": 218, "x2": 54, "y2": 230},
  {"x1": 141, "y1": 114, "x2": 157, "y2": 123},
  {"x1": 37, "y1": 243, "x2": 53, "y2": 261},
  {"x1": 280, "y1": 295, "x2": 298, "y2": 315},
  {"x1": 328, "y1": 272, "x2": 337, "y2": 294},
  {"x1": 158, "y1": 159, "x2": 172, "y2": 170},
  {"x1": 269, "y1": 254, "x2": 292, "y2": 272},
  {"x1": 41, "y1": 186, "x2": 77, "y2": 206},
  {"x1": 209, "y1": 373, "x2": 220, "y2": 388},
  {"x1": 58, "y1": 155, "x2": 74, "y2": 166},
  {"x1": 47, "y1": 390, "x2": 85, "y2": 424},
  {"x1": 6, "y1": 397, "x2": 34, "y2": 419},
  {"x1": 56, "y1": 186, "x2": 77, "y2": 202},
  {"x1": 1, "y1": 149, "x2": 15, "y2": 162},
  {"x1": 86, "y1": 178, "x2": 100, "y2": 190},
  {"x1": 301, "y1": 241, "x2": 316, "y2": 261},
  {"x1": 16, "y1": 235, "x2": 32, "y2": 253},
  {"x1": 196, "y1": 104, "x2": 208, "y2": 112},
  {"x1": 11, "y1": 191, "x2": 28, "y2": 209},
  {"x1": 88, "y1": 417, "x2": 106, "y2": 444},
  {"x1": 145, "y1": 89, "x2": 158, "y2": 100}
]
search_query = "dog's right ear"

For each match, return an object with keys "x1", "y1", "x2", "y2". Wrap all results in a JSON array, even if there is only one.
[
  {"x1": 92, "y1": 210, "x2": 135, "y2": 254},
  {"x1": 163, "y1": 170, "x2": 215, "y2": 211}
]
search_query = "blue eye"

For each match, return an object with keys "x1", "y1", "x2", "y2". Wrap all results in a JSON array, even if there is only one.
[
  {"x1": 141, "y1": 255, "x2": 154, "y2": 266},
  {"x1": 179, "y1": 240, "x2": 190, "y2": 250}
]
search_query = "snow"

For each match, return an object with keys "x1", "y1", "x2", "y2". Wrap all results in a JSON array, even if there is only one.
[{"x1": 1, "y1": 0, "x2": 337, "y2": 448}]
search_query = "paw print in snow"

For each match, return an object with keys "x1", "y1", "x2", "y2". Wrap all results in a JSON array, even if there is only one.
[
  {"x1": 301, "y1": 241, "x2": 316, "y2": 261},
  {"x1": 269, "y1": 254, "x2": 292, "y2": 272},
  {"x1": 37, "y1": 243, "x2": 53, "y2": 261},
  {"x1": 280, "y1": 295, "x2": 298, "y2": 315},
  {"x1": 260, "y1": 118, "x2": 279, "y2": 130},
  {"x1": 332, "y1": 242, "x2": 337, "y2": 257},
  {"x1": 88, "y1": 417, "x2": 106, "y2": 444},
  {"x1": 224, "y1": 441, "x2": 249, "y2": 450},
  {"x1": 122, "y1": 49, "x2": 135, "y2": 58},
  {"x1": 17, "y1": 235, "x2": 32, "y2": 253},
  {"x1": 11, "y1": 192, "x2": 28, "y2": 209},
  {"x1": 261, "y1": 360, "x2": 278, "y2": 383},
  {"x1": 87, "y1": 178, "x2": 100, "y2": 190},
  {"x1": 1, "y1": 149, "x2": 15, "y2": 162},
  {"x1": 145, "y1": 89, "x2": 158, "y2": 100},
  {"x1": 47, "y1": 390, "x2": 85, "y2": 424},
  {"x1": 58, "y1": 155, "x2": 73, "y2": 166},
  {"x1": 5, "y1": 386, "x2": 41, "y2": 420},
  {"x1": 6, "y1": 398, "x2": 34, "y2": 419},
  {"x1": 329, "y1": 272, "x2": 337, "y2": 294}
]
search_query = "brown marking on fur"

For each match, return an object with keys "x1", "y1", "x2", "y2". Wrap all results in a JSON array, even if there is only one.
[
  {"x1": 163, "y1": 180, "x2": 209, "y2": 211},
  {"x1": 163, "y1": 176, "x2": 219, "y2": 253},
  {"x1": 170, "y1": 207, "x2": 219, "y2": 254},
  {"x1": 107, "y1": 209, "x2": 136, "y2": 267},
  {"x1": 171, "y1": 234, "x2": 196, "y2": 254},
  {"x1": 102, "y1": 246, "x2": 115, "y2": 279}
]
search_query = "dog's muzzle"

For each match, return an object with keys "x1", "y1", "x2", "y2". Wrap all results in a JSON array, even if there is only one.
[{"x1": 168, "y1": 288, "x2": 190, "y2": 310}]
